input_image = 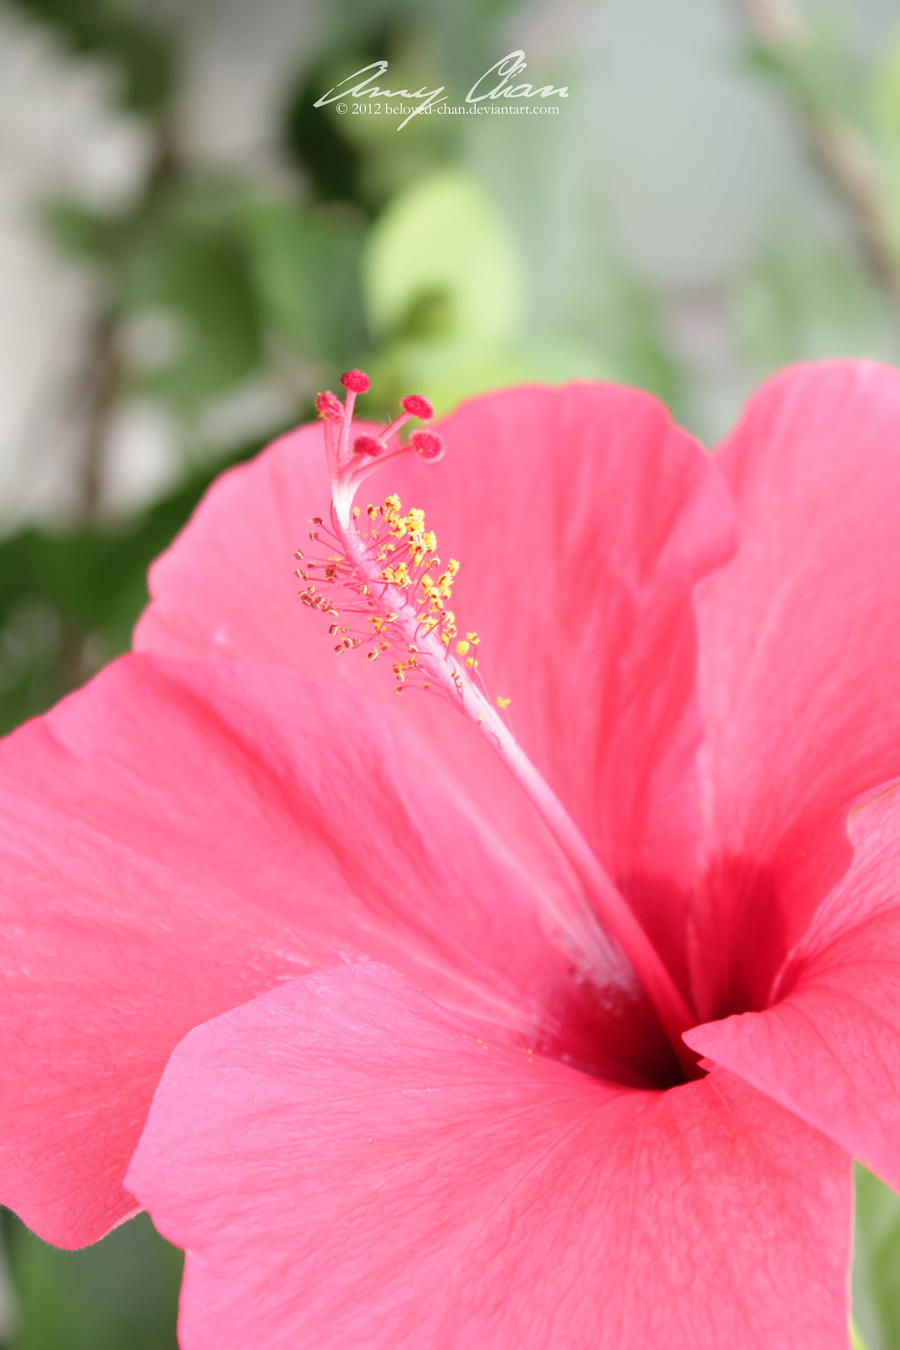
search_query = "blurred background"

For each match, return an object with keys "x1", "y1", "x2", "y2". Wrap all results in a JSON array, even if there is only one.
[{"x1": 1, "y1": 0, "x2": 899, "y2": 1344}]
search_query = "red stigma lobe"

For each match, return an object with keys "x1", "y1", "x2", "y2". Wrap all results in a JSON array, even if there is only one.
[
  {"x1": 400, "y1": 394, "x2": 435, "y2": 421},
  {"x1": 340, "y1": 369, "x2": 371, "y2": 394},
  {"x1": 410, "y1": 430, "x2": 445, "y2": 461}
]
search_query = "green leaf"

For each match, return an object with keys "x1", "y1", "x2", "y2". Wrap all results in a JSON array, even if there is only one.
[
  {"x1": 869, "y1": 24, "x2": 900, "y2": 138},
  {"x1": 238, "y1": 201, "x2": 368, "y2": 367},
  {"x1": 853, "y1": 1165, "x2": 900, "y2": 1350},
  {"x1": 869, "y1": 24, "x2": 900, "y2": 256},
  {"x1": 118, "y1": 190, "x2": 264, "y2": 409},
  {"x1": 734, "y1": 238, "x2": 898, "y2": 372},
  {"x1": 742, "y1": 14, "x2": 866, "y2": 129},
  {"x1": 362, "y1": 169, "x2": 524, "y2": 348},
  {"x1": 4, "y1": 1212, "x2": 180, "y2": 1350},
  {"x1": 41, "y1": 202, "x2": 124, "y2": 260},
  {"x1": 0, "y1": 433, "x2": 273, "y2": 734},
  {"x1": 359, "y1": 169, "x2": 525, "y2": 411}
]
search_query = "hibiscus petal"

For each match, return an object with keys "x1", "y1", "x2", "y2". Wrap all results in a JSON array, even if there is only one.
[
  {"x1": 135, "y1": 387, "x2": 735, "y2": 986},
  {"x1": 693, "y1": 360, "x2": 900, "y2": 1017},
  {"x1": 686, "y1": 788, "x2": 900, "y2": 1190},
  {"x1": 127, "y1": 964, "x2": 850, "y2": 1350},
  {"x1": 0, "y1": 653, "x2": 639, "y2": 1249}
]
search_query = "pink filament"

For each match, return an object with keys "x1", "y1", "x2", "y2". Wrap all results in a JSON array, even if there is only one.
[{"x1": 310, "y1": 371, "x2": 699, "y2": 1073}]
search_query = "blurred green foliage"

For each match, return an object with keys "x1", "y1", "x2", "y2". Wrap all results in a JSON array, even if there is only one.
[
  {"x1": 854, "y1": 1166, "x2": 900, "y2": 1350},
  {"x1": 0, "y1": 441, "x2": 266, "y2": 737},
  {"x1": 1, "y1": 0, "x2": 900, "y2": 1345},
  {"x1": 3, "y1": 1215, "x2": 180, "y2": 1349},
  {"x1": 734, "y1": 236, "x2": 896, "y2": 365},
  {"x1": 6, "y1": 0, "x2": 173, "y2": 112}
]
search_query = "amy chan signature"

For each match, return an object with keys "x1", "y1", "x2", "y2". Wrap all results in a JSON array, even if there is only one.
[{"x1": 313, "y1": 50, "x2": 569, "y2": 132}]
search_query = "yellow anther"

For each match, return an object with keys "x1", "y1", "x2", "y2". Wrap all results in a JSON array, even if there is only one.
[
  {"x1": 309, "y1": 466, "x2": 494, "y2": 708},
  {"x1": 497, "y1": 695, "x2": 512, "y2": 709}
]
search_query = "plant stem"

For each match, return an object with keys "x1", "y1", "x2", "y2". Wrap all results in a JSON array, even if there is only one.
[{"x1": 736, "y1": 0, "x2": 900, "y2": 310}]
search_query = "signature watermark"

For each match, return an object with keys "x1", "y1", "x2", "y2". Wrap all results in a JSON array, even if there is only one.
[{"x1": 313, "y1": 50, "x2": 569, "y2": 132}]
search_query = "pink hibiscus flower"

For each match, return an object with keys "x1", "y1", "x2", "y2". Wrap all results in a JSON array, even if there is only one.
[{"x1": 2, "y1": 361, "x2": 900, "y2": 1348}]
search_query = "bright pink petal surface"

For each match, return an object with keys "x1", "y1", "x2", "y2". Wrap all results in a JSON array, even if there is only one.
[
  {"x1": 127, "y1": 964, "x2": 849, "y2": 1350},
  {"x1": 687, "y1": 788, "x2": 900, "y2": 1190},
  {"x1": 136, "y1": 386, "x2": 736, "y2": 988},
  {"x1": 693, "y1": 361, "x2": 900, "y2": 1018},
  {"x1": 0, "y1": 653, "x2": 639, "y2": 1249}
]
